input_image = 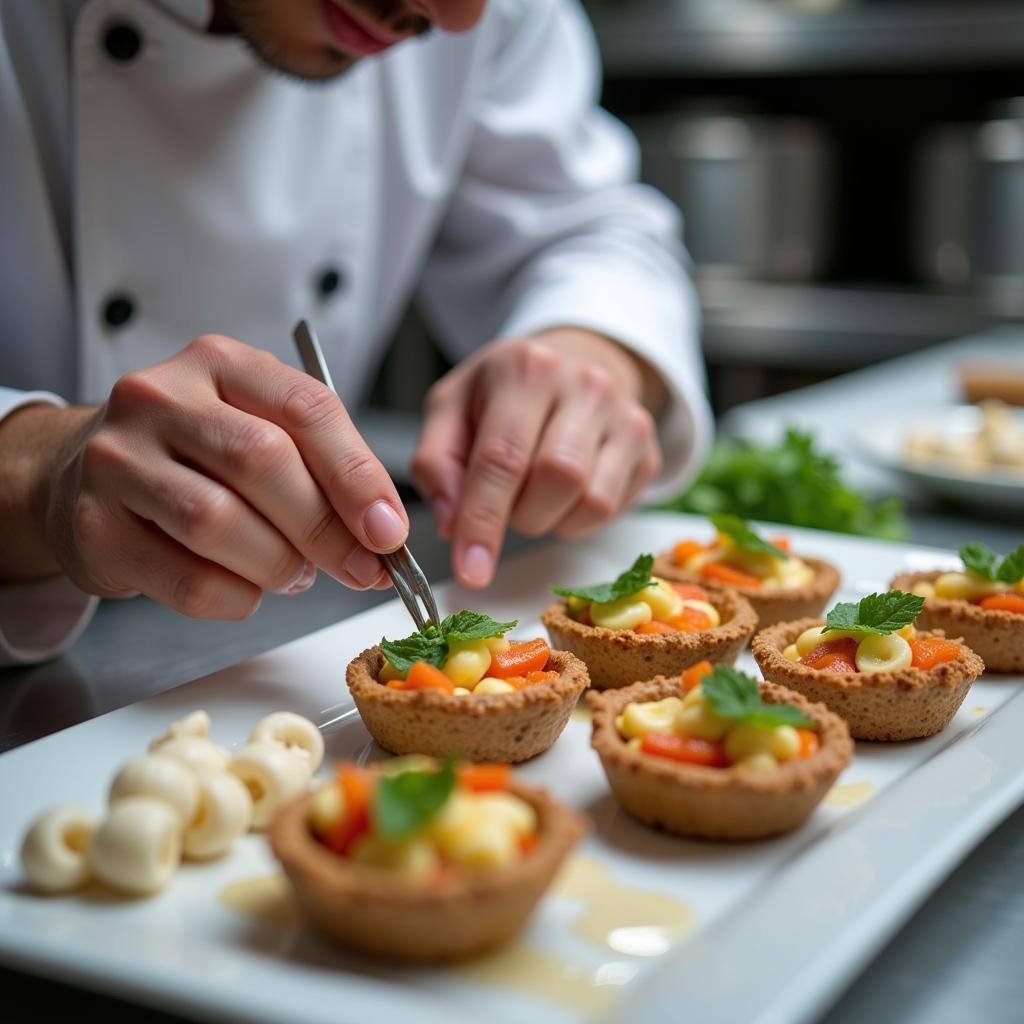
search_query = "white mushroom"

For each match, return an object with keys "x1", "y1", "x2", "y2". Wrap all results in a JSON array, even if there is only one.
[
  {"x1": 20, "y1": 806, "x2": 96, "y2": 894},
  {"x1": 183, "y1": 772, "x2": 253, "y2": 861},
  {"x1": 249, "y1": 712, "x2": 324, "y2": 774},
  {"x1": 228, "y1": 742, "x2": 310, "y2": 830},
  {"x1": 148, "y1": 710, "x2": 210, "y2": 751},
  {"x1": 89, "y1": 796, "x2": 182, "y2": 896},
  {"x1": 109, "y1": 754, "x2": 199, "y2": 827},
  {"x1": 151, "y1": 736, "x2": 230, "y2": 775}
]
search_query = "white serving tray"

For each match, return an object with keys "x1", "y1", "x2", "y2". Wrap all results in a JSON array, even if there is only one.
[{"x1": 2, "y1": 513, "x2": 1022, "y2": 1024}]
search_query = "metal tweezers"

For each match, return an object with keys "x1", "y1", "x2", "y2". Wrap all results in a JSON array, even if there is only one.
[{"x1": 292, "y1": 319, "x2": 441, "y2": 632}]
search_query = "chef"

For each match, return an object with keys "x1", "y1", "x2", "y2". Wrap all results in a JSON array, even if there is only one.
[{"x1": 0, "y1": 0, "x2": 710, "y2": 666}]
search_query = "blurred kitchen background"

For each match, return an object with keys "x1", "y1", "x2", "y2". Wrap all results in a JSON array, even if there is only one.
[{"x1": 360, "y1": 0, "x2": 1024, "y2": 533}]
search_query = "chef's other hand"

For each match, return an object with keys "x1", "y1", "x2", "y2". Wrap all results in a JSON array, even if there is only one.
[
  {"x1": 412, "y1": 328, "x2": 664, "y2": 589},
  {"x1": 4, "y1": 335, "x2": 408, "y2": 618}
]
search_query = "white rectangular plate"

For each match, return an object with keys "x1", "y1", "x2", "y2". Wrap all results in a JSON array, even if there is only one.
[{"x1": 2, "y1": 514, "x2": 1022, "y2": 1024}]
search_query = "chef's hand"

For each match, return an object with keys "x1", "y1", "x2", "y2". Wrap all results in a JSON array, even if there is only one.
[
  {"x1": 412, "y1": 328, "x2": 664, "y2": 589},
  {"x1": 1, "y1": 335, "x2": 408, "y2": 617}
]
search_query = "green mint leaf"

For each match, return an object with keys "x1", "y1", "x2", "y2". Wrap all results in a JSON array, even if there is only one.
[
  {"x1": 552, "y1": 554, "x2": 654, "y2": 604},
  {"x1": 959, "y1": 542, "x2": 999, "y2": 581},
  {"x1": 996, "y1": 545, "x2": 1024, "y2": 584},
  {"x1": 372, "y1": 757, "x2": 456, "y2": 840},
  {"x1": 701, "y1": 665, "x2": 814, "y2": 729},
  {"x1": 822, "y1": 591, "x2": 924, "y2": 636},
  {"x1": 710, "y1": 513, "x2": 789, "y2": 559},
  {"x1": 380, "y1": 624, "x2": 447, "y2": 674},
  {"x1": 441, "y1": 610, "x2": 518, "y2": 645}
]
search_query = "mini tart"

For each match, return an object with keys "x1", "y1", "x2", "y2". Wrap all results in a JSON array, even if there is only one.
[
  {"x1": 589, "y1": 677, "x2": 851, "y2": 840},
  {"x1": 541, "y1": 587, "x2": 757, "y2": 691},
  {"x1": 652, "y1": 552, "x2": 841, "y2": 632},
  {"x1": 752, "y1": 617, "x2": 985, "y2": 741},
  {"x1": 890, "y1": 569, "x2": 1024, "y2": 673},
  {"x1": 346, "y1": 648, "x2": 589, "y2": 763},
  {"x1": 271, "y1": 775, "x2": 585, "y2": 961}
]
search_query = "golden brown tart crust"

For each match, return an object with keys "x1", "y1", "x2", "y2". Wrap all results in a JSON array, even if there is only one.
[
  {"x1": 652, "y1": 552, "x2": 841, "y2": 631},
  {"x1": 346, "y1": 647, "x2": 589, "y2": 763},
  {"x1": 890, "y1": 569, "x2": 1024, "y2": 673},
  {"x1": 541, "y1": 587, "x2": 757, "y2": 691},
  {"x1": 752, "y1": 617, "x2": 985, "y2": 741},
  {"x1": 588, "y1": 677, "x2": 851, "y2": 840},
  {"x1": 271, "y1": 774, "x2": 585, "y2": 960}
]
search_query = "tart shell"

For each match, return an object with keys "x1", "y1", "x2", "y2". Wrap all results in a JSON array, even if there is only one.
[
  {"x1": 653, "y1": 552, "x2": 841, "y2": 632},
  {"x1": 540, "y1": 588, "x2": 757, "y2": 691},
  {"x1": 588, "y1": 677, "x2": 852, "y2": 840},
  {"x1": 270, "y1": 775, "x2": 585, "y2": 960},
  {"x1": 346, "y1": 648, "x2": 589, "y2": 763},
  {"x1": 752, "y1": 617, "x2": 985, "y2": 741},
  {"x1": 890, "y1": 569, "x2": 1024, "y2": 673}
]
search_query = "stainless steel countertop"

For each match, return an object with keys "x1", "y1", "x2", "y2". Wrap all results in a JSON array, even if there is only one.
[{"x1": 1, "y1": 506, "x2": 1021, "y2": 1022}]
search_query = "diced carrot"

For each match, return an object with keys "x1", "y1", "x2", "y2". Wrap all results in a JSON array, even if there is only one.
[
  {"x1": 671, "y1": 582, "x2": 710, "y2": 601},
  {"x1": 770, "y1": 536, "x2": 791, "y2": 553},
  {"x1": 672, "y1": 540, "x2": 706, "y2": 566},
  {"x1": 488, "y1": 638, "x2": 550, "y2": 678},
  {"x1": 640, "y1": 732, "x2": 729, "y2": 768},
  {"x1": 524, "y1": 670, "x2": 560, "y2": 686},
  {"x1": 389, "y1": 660, "x2": 455, "y2": 693},
  {"x1": 519, "y1": 832, "x2": 540, "y2": 857},
  {"x1": 796, "y1": 728, "x2": 819, "y2": 759},
  {"x1": 323, "y1": 766, "x2": 372, "y2": 855},
  {"x1": 635, "y1": 620, "x2": 678, "y2": 635},
  {"x1": 681, "y1": 660, "x2": 714, "y2": 693},
  {"x1": 978, "y1": 594, "x2": 1024, "y2": 615},
  {"x1": 909, "y1": 636, "x2": 962, "y2": 669},
  {"x1": 458, "y1": 763, "x2": 511, "y2": 793},
  {"x1": 701, "y1": 562, "x2": 762, "y2": 589},
  {"x1": 802, "y1": 638, "x2": 860, "y2": 673},
  {"x1": 668, "y1": 606, "x2": 714, "y2": 633}
]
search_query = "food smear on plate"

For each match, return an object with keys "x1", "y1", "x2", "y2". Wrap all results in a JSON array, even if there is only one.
[
  {"x1": 904, "y1": 399, "x2": 1024, "y2": 474},
  {"x1": 824, "y1": 781, "x2": 876, "y2": 808}
]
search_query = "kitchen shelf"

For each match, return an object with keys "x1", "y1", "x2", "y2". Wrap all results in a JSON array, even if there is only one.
[{"x1": 586, "y1": 0, "x2": 1024, "y2": 78}]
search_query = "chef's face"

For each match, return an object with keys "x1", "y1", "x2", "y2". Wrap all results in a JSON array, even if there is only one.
[{"x1": 220, "y1": 0, "x2": 486, "y2": 81}]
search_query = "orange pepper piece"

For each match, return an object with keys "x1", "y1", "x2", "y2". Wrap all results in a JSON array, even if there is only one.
[
  {"x1": 389, "y1": 660, "x2": 455, "y2": 693},
  {"x1": 668, "y1": 606, "x2": 714, "y2": 633},
  {"x1": 524, "y1": 670, "x2": 559, "y2": 686},
  {"x1": 671, "y1": 582, "x2": 710, "y2": 601},
  {"x1": 701, "y1": 562, "x2": 762, "y2": 589},
  {"x1": 978, "y1": 593, "x2": 1024, "y2": 615},
  {"x1": 323, "y1": 766, "x2": 372, "y2": 856},
  {"x1": 803, "y1": 638, "x2": 859, "y2": 673},
  {"x1": 458, "y1": 763, "x2": 512, "y2": 792},
  {"x1": 681, "y1": 660, "x2": 713, "y2": 693},
  {"x1": 640, "y1": 732, "x2": 729, "y2": 768},
  {"x1": 796, "y1": 728, "x2": 820, "y2": 758},
  {"x1": 672, "y1": 540, "x2": 706, "y2": 566},
  {"x1": 909, "y1": 636, "x2": 962, "y2": 669},
  {"x1": 488, "y1": 638, "x2": 550, "y2": 678},
  {"x1": 635, "y1": 620, "x2": 678, "y2": 635}
]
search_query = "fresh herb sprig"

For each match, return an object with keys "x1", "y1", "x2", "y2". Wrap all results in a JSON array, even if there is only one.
[
  {"x1": 821, "y1": 591, "x2": 924, "y2": 636},
  {"x1": 959, "y1": 543, "x2": 1024, "y2": 585},
  {"x1": 372, "y1": 758, "x2": 456, "y2": 840},
  {"x1": 702, "y1": 666, "x2": 814, "y2": 729},
  {"x1": 710, "y1": 513, "x2": 789, "y2": 560},
  {"x1": 551, "y1": 554, "x2": 653, "y2": 605},
  {"x1": 380, "y1": 611, "x2": 517, "y2": 673}
]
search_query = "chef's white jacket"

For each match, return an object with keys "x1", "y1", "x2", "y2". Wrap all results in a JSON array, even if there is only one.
[{"x1": 0, "y1": 0, "x2": 710, "y2": 666}]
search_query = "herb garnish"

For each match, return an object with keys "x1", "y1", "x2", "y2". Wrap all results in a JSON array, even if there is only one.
[
  {"x1": 959, "y1": 543, "x2": 1024, "y2": 584},
  {"x1": 821, "y1": 591, "x2": 924, "y2": 636},
  {"x1": 372, "y1": 757, "x2": 456, "y2": 840},
  {"x1": 710, "y1": 513, "x2": 789, "y2": 560},
  {"x1": 380, "y1": 611, "x2": 517, "y2": 673},
  {"x1": 551, "y1": 554, "x2": 654, "y2": 605},
  {"x1": 702, "y1": 666, "x2": 814, "y2": 729}
]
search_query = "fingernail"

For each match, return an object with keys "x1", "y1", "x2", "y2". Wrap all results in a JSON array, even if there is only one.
[
  {"x1": 460, "y1": 544, "x2": 493, "y2": 587},
  {"x1": 286, "y1": 560, "x2": 317, "y2": 595},
  {"x1": 344, "y1": 546, "x2": 383, "y2": 588},
  {"x1": 363, "y1": 501, "x2": 407, "y2": 551}
]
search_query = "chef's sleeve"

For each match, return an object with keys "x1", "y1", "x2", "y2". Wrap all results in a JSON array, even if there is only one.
[
  {"x1": 0, "y1": 387, "x2": 98, "y2": 667},
  {"x1": 417, "y1": 0, "x2": 711, "y2": 502}
]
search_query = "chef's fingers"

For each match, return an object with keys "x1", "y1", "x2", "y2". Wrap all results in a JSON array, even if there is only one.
[
  {"x1": 165, "y1": 403, "x2": 388, "y2": 589},
  {"x1": 70, "y1": 502, "x2": 263, "y2": 619},
  {"x1": 410, "y1": 376, "x2": 474, "y2": 540},
  {"x1": 507, "y1": 366, "x2": 614, "y2": 537},
  {"x1": 193, "y1": 335, "x2": 409, "y2": 557},
  {"x1": 449, "y1": 345, "x2": 560, "y2": 588},
  {"x1": 553, "y1": 408, "x2": 661, "y2": 540}
]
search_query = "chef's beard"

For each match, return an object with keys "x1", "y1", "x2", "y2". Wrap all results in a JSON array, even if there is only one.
[{"x1": 219, "y1": 0, "x2": 431, "y2": 82}]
